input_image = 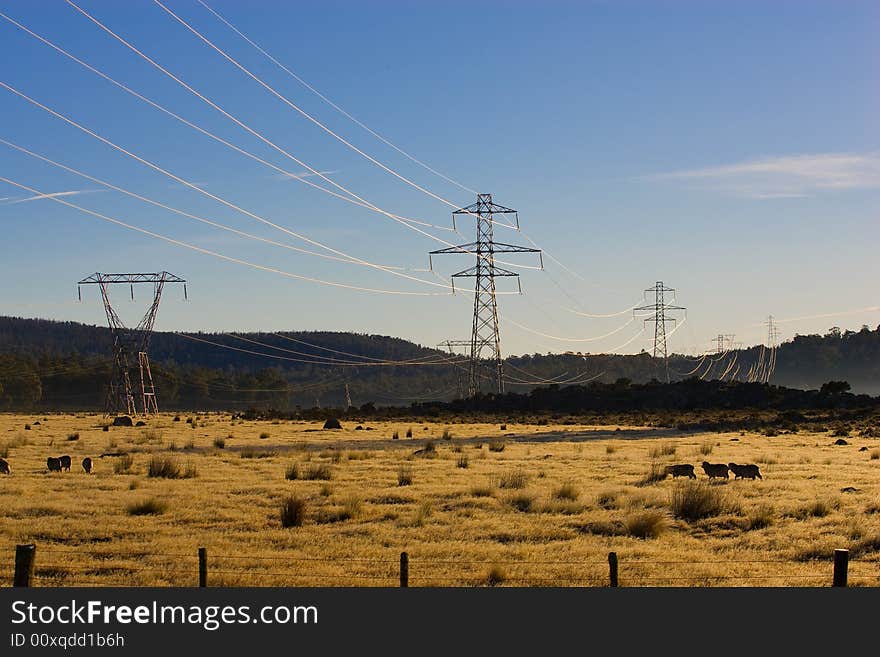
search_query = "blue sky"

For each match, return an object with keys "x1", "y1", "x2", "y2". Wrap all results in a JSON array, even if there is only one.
[{"x1": 1, "y1": 0, "x2": 877, "y2": 358}]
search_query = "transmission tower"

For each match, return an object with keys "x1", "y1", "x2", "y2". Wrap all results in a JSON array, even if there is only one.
[
  {"x1": 438, "y1": 339, "x2": 471, "y2": 399},
  {"x1": 712, "y1": 334, "x2": 736, "y2": 354},
  {"x1": 633, "y1": 281, "x2": 685, "y2": 383},
  {"x1": 429, "y1": 194, "x2": 542, "y2": 397},
  {"x1": 344, "y1": 383, "x2": 353, "y2": 410},
  {"x1": 78, "y1": 272, "x2": 186, "y2": 417},
  {"x1": 766, "y1": 315, "x2": 780, "y2": 348}
]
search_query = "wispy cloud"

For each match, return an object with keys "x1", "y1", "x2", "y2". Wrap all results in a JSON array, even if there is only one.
[
  {"x1": 3, "y1": 189, "x2": 101, "y2": 205},
  {"x1": 273, "y1": 169, "x2": 339, "y2": 182},
  {"x1": 647, "y1": 152, "x2": 880, "y2": 199}
]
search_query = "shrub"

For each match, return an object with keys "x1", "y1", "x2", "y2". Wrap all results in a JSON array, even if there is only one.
[
  {"x1": 457, "y1": 455, "x2": 469, "y2": 469},
  {"x1": 606, "y1": 445, "x2": 617, "y2": 455},
  {"x1": 499, "y1": 470, "x2": 528, "y2": 489},
  {"x1": 259, "y1": 432, "x2": 270, "y2": 440},
  {"x1": 406, "y1": 427, "x2": 413, "y2": 438},
  {"x1": 0, "y1": 444, "x2": 6, "y2": 459},
  {"x1": 870, "y1": 449, "x2": 880, "y2": 461},
  {"x1": 24, "y1": 424, "x2": 30, "y2": 430},
  {"x1": 280, "y1": 496, "x2": 307, "y2": 528},
  {"x1": 319, "y1": 483, "x2": 333, "y2": 497},
  {"x1": 285, "y1": 463, "x2": 299, "y2": 480},
  {"x1": 114, "y1": 454, "x2": 134, "y2": 474},
  {"x1": 488, "y1": 441, "x2": 506, "y2": 453},
  {"x1": 67, "y1": 432, "x2": 80, "y2": 442},
  {"x1": 486, "y1": 566, "x2": 506, "y2": 586},
  {"x1": 699, "y1": 441, "x2": 714, "y2": 456},
  {"x1": 392, "y1": 431, "x2": 399, "y2": 440},
  {"x1": 623, "y1": 510, "x2": 667, "y2": 539},
  {"x1": 508, "y1": 493, "x2": 534, "y2": 512},
  {"x1": 441, "y1": 428, "x2": 453, "y2": 440},
  {"x1": 103, "y1": 425, "x2": 110, "y2": 432},
  {"x1": 302, "y1": 463, "x2": 333, "y2": 480},
  {"x1": 127, "y1": 498, "x2": 167, "y2": 516},
  {"x1": 500, "y1": 424, "x2": 507, "y2": 431},
  {"x1": 173, "y1": 415, "x2": 181, "y2": 422},
  {"x1": 213, "y1": 437, "x2": 226, "y2": 449},
  {"x1": 397, "y1": 465, "x2": 413, "y2": 486},
  {"x1": 552, "y1": 482, "x2": 579, "y2": 501},
  {"x1": 670, "y1": 481, "x2": 727, "y2": 521}
]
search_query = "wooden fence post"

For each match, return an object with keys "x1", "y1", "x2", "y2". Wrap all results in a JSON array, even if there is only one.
[
  {"x1": 14, "y1": 544, "x2": 36, "y2": 587},
  {"x1": 608, "y1": 552, "x2": 618, "y2": 588},
  {"x1": 198, "y1": 547, "x2": 207, "y2": 587},
  {"x1": 833, "y1": 549, "x2": 848, "y2": 587},
  {"x1": 399, "y1": 551, "x2": 409, "y2": 588}
]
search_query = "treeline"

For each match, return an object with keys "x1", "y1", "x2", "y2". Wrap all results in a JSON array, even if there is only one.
[{"x1": 0, "y1": 316, "x2": 879, "y2": 410}]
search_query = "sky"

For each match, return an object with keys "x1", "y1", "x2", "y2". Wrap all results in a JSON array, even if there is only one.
[{"x1": 0, "y1": 0, "x2": 877, "y2": 359}]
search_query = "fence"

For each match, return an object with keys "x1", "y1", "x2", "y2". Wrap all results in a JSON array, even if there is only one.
[{"x1": 5, "y1": 544, "x2": 873, "y2": 587}]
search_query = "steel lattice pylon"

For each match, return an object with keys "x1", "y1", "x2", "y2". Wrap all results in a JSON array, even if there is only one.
[
  {"x1": 430, "y1": 194, "x2": 542, "y2": 397},
  {"x1": 634, "y1": 281, "x2": 685, "y2": 383},
  {"x1": 78, "y1": 272, "x2": 186, "y2": 416}
]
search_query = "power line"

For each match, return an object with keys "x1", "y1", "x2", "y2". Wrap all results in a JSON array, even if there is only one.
[
  {"x1": 0, "y1": 83, "x2": 452, "y2": 291},
  {"x1": 195, "y1": 0, "x2": 477, "y2": 196},
  {"x1": 0, "y1": 138, "x2": 447, "y2": 288},
  {"x1": 154, "y1": 0, "x2": 464, "y2": 211},
  {"x1": 0, "y1": 8, "x2": 459, "y2": 235},
  {"x1": 0, "y1": 175, "x2": 449, "y2": 297},
  {"x1": 63, "y1": 2, "x2": 530, "y2": 266}
]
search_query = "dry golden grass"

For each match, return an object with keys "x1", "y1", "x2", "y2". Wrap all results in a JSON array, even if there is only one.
[{"x1": 0, "y1": 412, "x2": 879, "y2": 587}]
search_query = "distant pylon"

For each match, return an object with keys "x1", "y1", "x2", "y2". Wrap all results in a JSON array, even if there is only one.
[
  {"x1": 429, "y1": 194, "x2": 542, "y2": 397},
  {"x1": 634, "y1": 281, "x2": 685, "y2": 383},
  {"x1": 712, "y1": 334, "x2": 736, "y2": 354},
  {"x1": 344, "y1": 383, "x2": 353, "y2": 409},
  {"x1": 763, "y1": 315, "x2": 780, "y2": 383},
  {"x1": 438, "y1": 339, "x2": 471, "y2": 399}
]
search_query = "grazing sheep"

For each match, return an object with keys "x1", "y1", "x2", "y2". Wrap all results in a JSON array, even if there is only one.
[
  {"x1": 0, "y1": 458, "x2": 9, "y2": 475},
  {"x1": 728, "y1": 463, "x2": 762, "y2": 480},
  {"x1": 59, "y1": 455, "x2": 72, "y2": 471},
  {"x1": 82, "y1": 457, "x2": 92, "y2": 474},
  {"x1": 46, "y1": 456, "x2": 62, "y2": 472},
  {"x1": 701, "y1": 461, "x2": 729, "y2": 479},
  {"x1": 664, "y1": 463, "x2": 696, "y2": 479}
]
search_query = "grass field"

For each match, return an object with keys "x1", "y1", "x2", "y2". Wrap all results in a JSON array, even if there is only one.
[{"x1": 1, "y1": 412, "x2": 879, "y2": 587}]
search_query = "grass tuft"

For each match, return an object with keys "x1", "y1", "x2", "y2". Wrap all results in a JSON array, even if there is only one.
[
  {"x1": 397, "y1": 465, "x2": 413, "y2": 486},
  {"x1": 126, "y1": 498, "x2": 167, "y2": 516},
  {"x1": 623, "y1": 510, "x2": 667, "y2": 539},
  {"x1": 498, "y1": 470, "x2": 528, "y2": 489},
  {"x1": 552, "y1": 481, "x2": 579, "y2": 501},
  {"x1": 670, "y1": 481, "x2": 727, "y2": 521},
  {"x1": 280, "y1": 496, "x2": 307, "y2": 528}
]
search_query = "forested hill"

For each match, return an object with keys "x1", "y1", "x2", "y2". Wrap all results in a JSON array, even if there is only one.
[{"x1": 0, "y1": 315, "x2": 878, "y2": 410}]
